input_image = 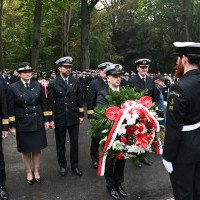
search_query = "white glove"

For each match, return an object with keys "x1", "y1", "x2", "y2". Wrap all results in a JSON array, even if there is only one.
[{"x1": 162, "y1": 158, "x2": 173, "y2": 173}]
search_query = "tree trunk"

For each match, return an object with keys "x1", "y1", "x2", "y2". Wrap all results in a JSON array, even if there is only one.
[
  {"x1": 31, "y1": 0, "x2": 42, "y2": 71},
  {"x1": 0, "y1": 0, "x2": 4, "y2": 70},
  {"x1": 183, "y1": 0, "x2": 190, "y2": 41},
  {"x1": 62, "y1": 10, "x2": 67, "y2": 56},
  {"x1": 81, "y1": 0, "x2": 90, "y2": 71},
  {"x1": 66, "y1": 6, "x2": 72, "y2": 55}
]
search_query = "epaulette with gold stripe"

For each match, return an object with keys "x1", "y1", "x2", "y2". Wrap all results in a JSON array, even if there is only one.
[
  {"x1": 87, "y1": 110, "x2": 94, "y2": 115},
  {"x1": 2, "y1": 119, "x2": 9, "y2": 125},
  {"x1": 79, "y1": 108, "x2": 84, "y2": 112}
]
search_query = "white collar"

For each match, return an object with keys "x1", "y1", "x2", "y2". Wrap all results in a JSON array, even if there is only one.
[
  {"x1": 110, "y1": 87, "x2": 119, "y2": 92},
  {"x1": 138, "y1": 73, "x2": 146, "y2": 79},
  {"x1": 21, "y1": 79, "x2": 30, "y2": 86}
]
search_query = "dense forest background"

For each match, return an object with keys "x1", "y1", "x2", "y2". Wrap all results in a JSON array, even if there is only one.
[{"x1": 1, "y1": 0, "x2": 200, "y2": 74}]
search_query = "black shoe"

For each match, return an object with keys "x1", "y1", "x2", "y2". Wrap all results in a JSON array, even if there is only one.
[
  {"x1": 0, "y1": 187, "x2": 9, "y2": 200},
  {"x1": 34, "y1": 177, "x2": 41, "y2": 183},
  {"x1": 141, "y1": 158, "x2": 151, "y2": 166},
  {"x1": 59, "y1": 167, "x2": 67, "y2": 176},
  {"x1": 27, "y1": 179, "x2": 34, "y2": 185},
  {"x1": 93, "y1": 162, "x2": 98, "y2": 169},
  {"x1": 116, "y1": 185, "x2": 127, "y2": 198},
  {"x1": 136, "y1": 160, "x2": 142, "y2": 168},
  {"x1": 107, "y1": 187, "x2": 120, "y2": 200},
  {"x1": 71, "y1": 168, "x2": 83, "y2": 176}
]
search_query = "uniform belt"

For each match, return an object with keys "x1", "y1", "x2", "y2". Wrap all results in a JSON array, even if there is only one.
[{"x1": 182, "y1": 122, "x2": 200, "y2": 131}]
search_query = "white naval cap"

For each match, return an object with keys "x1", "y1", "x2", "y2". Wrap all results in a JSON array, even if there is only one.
[
  {"x1": 98, "y1": 62, "x2": 113, "y2": 69},
  {"x1": 55, "y1": 56, "x2": 73, "y2": 66},
  {"x1": 173, "y1": 42, "x2": 200, "y2": 55},
  {"x1": 103, "y1": 64, "x2": 123, "y2": 75}
]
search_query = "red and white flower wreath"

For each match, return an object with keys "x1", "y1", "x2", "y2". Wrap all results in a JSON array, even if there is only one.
[{"x1": 98, "y1": 96, "x2": 162, "y2": 176}]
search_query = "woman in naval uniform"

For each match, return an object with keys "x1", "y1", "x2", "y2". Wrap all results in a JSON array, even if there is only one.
[{"x1": 7, "y1": 62, "x2": 49, "y2": 185}]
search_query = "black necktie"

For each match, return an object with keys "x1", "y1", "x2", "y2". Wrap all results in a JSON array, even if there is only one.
[
  {"x1": 25, "y1": 83, "x2": 29, "y2": 89},
  {"x1": 142, "y1": 78, "x2": 146, "y2": 82}
]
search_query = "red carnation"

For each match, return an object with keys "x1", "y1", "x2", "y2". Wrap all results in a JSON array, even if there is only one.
[
  {"x1": 128, "y1": 140, "x2": 133, "y2": 144},
  {"x1": 136, "y1": 133, "x2": 150, "y2": 148},
  {"x1": 132, "y1": 125, "x2": 138, "y2": 131},
  {"x1": 116, "y1": 153, "x2": 125, "y2": 160},
  {"x1": 138, "y1": 126, "x2": 144, "y2": 133},
  {"x1": 120, "y1": 138, "x2": 127, "y2": 143},
  {"x1": 126, "y1": 127, "x2": 134, "y2": 136},
  {"x1": 147, "y1": 122, "x2": 154, "y2": 130}
]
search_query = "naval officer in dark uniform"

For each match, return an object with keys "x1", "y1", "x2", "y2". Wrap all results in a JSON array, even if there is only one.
[
  {"x1": 47, "y1": 56, "x2": 84, "y2": 176},
  {"x1": 97, "y1": 64, "x2": 127, "y2": 200},
  {"x1": 0, "y1": 83, "x2": 9, "y2": 200},
  {"x1": 7, "y1": 62, "x2": 49, "y2": 185},
  {"x1": 163, "y1": 42, "x2": 200, "y2": 200},
  {"x1": 87, "y1": 62, "x2": 112, "y2": 169},
  {"x1": 128, "y1": 58, "x2": 159, "y2": 102},
  {"x1": 128, "y1": 58, "x2": 159, "y2": 167}
]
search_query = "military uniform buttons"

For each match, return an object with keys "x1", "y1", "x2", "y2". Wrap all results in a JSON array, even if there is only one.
[
  {"x1": 32, "y1": 100, "x2": 35, "y2": 102},
  {"x1": 65, "y1": 103, "x2": 67, "y2": 104},
  {"x1": 25, "y1": 108, "x2": 27, "y2": 110},
  {"x1": 33, "y1": 106, "x2": 36, "y2": 108},
  {"x1": 66, "y1": 109, "x2": 67, "y2": 111},
  {"x1": 34, "y1": 113, "x2": 37, "y2": 115},
  {"x1": 26, "y1": 114, "x2": 28, "y2": 116}
]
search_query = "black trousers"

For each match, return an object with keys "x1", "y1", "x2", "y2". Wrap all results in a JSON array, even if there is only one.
[
  {"x1": 90, "y1": 136, "x2": 100, "y2": 163},
  {"x1": 0, "y1": 136, "x2": 6, "y2": 187},
  {"x1": 105, "y1": 158, "x2": 125, "y2": 189},
  {"x1": 170, "y1": 162, "x2": 200, "y2": 200},
  {"x1": 55, "y1": 124, "x2": 79, "y2": 169}
]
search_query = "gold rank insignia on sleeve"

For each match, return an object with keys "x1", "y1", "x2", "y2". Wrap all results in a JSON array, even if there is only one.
[
  {"x1": 43, "y1": 111, "x2": 49, "y2": 116},
  {"x1": 2, "y1": 119, "x2": 9, "y2": 125},
  {"x1": 9, "y1": 116, "x2": 15, "y2": 122},
  {"x1": 87, "y1": 110, "x2": 94, "y2": 115},
  {"x1": 79, "y1": 108, "x2": 84, "y2": 112},
  {"x1": 48, "y1": 111, "x2": 53, "y2": 116}
]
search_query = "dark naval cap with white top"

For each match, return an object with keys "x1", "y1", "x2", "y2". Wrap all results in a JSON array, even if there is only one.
[
  {"x1": 135, "y1": 58, "x2": 151, "y2": 67},
  {"x1": 55, "y1": 56, "x2": 73, "y2": 66},
  {"x1": 104, "y1": 64, "x2": 123, "y2": 76},
  {"x1": 98, "y1": 62, "x2": 113, "y2": 70},
  {"x1": 173, "y1": 42, "x2": 200, "y2": 56}
]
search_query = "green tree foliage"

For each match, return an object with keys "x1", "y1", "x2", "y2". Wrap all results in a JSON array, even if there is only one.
[{"x1": 1, "y1": 0, "x2": 200, "y2": 73}]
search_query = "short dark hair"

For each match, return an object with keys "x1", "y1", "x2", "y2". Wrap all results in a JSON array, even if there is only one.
[{"x1": 181, "y1": 54, "x2": 200, "y2": 66}]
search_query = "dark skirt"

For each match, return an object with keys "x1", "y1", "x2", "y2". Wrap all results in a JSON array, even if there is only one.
[{"x1": 16, "y1": 128, "x2": 47, "y2": 153}]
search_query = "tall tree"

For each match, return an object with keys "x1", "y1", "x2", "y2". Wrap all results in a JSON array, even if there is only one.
[
  {"x1": 81, "y1": 0, "x2": 99, "y2": 71},
  {"x1": 62, "y1": 6, "x2": 72, "y2": 56},
  {"x1": 31, "y1": 0, "x2": 42, "y2": 71},
  {"x1": 0, "y1": 0, "x2": 3, "y2": 70}
]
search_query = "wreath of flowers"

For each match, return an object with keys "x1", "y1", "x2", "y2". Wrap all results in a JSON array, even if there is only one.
[{"x1": 88, "y1": 87, "x2": 162, "y2": 176}]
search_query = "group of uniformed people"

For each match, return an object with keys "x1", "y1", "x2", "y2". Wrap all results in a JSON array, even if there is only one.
[{"x1": 1, "y1": 41, "x2": 200, "y2": 200}]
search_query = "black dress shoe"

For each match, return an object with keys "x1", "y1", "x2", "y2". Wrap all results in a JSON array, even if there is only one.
[
  {"x1": 71, "y1": 168, "x2": 83, "y2": 176},
  {"x1": 136, "y1": 160, "x2": 142, "y2": 168},
  {"x1": 34, "y1": 177, "x2": 41, "y2": 183},
  {"x1": 141, "y1": 158, "x2": 151, "y2": 166},
  {"x1": 93, "y1": 162, "x2": 98, "y2": 169},
  {"x1": 0, "y1": 186, "x2": 9, "y2": 200},
  {"x1": 107, "y1": 187, "x2": 120, "y2": 200},
  {"x1": 116, "y1": 185, "x2": 127, "y2": 197},
  {"x1": 59, "y1": 167, "x2": 67, "y2": 176},
  {"x1": 27, "y1": 179, "x2": 34, "y2": 185}
]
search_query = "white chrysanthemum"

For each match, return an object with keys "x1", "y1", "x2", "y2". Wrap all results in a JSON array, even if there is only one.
[
  {"x1": 118, "y1": 124, "x2": 127, "y2": 136},
  {"x1": 125, "y1": 113, "x2": 132, "y2": 120},
  {"x1": 126, "y1": 144, "x2": 145, "y2": 155},
  {"x1": 112, "y1": 140, "x2": 125, "y2": 151},
  {"x1": 123, "y1": 152, "x2": 136, "y2": 159},
  {"x1": 102, "y1": 129, "x2": 109, "y2": 133},
  {"x1": 127, "y1": 118, "x2": 136, "y2": 125},
  {"x1": 132, "y1": 112, "x2": 139, "y2": 120}
]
